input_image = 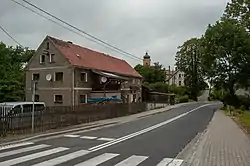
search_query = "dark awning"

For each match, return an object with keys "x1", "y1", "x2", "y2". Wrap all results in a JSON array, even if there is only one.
[{"x1": 92, "y1": 70, "x2": 130, "y2": 80}]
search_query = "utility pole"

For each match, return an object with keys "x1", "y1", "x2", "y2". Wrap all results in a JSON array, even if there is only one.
[
  {"x1": 194, "y1": 48, "x2": 198, "y2": 101},
  {"x1": 191, "y1": 47, "x2": 198, "y2": 101},
  {"x1": 31, "y1": 81, "x2": 37, "y2": 133}
]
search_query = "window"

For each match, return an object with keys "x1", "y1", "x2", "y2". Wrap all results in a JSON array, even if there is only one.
[
  {"x1": 12, "y1": 105, "x2": 22, "y2": 115},
  {"x1": 55, "y1": 72, "x2": 63, "y2": 81},
  {"x1": 35, "y1": 94, "x2": 39, "y2": 102},
  {"x1": 46, "y1": 42, "x2": 49, "y2": 50},
  {"x1": 80, "y1": 95, "x2": 87, "y2": 103},
  {"x1": 40, "y1": 55, "x2": 45, "y2": 63},
  {"x1": 32, "y1": 73, "x2": 40, "y2": 81},
  {"x1": 22, "y1": 104, "x2": 32, "y2": 113},
  {"x1": 54, "y1": 95, "x2": 63, "y2": 103},
  {"x1": 80, "y1": 73, "x2": 87, "y2": 82},
  {"x1": 49, "y1": 54, "x2": 55, "y2": 63},
  {"x1": 179, "y1": 74, "x2": 181, "y2": 78},
  {"x1": 179, "y1": 81, "x2": 182, "y2": 86},
  {"x1": 132, "y1": 79, "x2": 135, "y2": 84}
]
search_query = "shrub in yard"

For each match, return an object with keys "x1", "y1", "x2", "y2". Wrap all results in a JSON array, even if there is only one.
[
  {"x1": 178, "y1": 95, "x2": 189, "y2": 103},
  {"x1": 240, "y1": 105, "x2": 246, "y2": 112},
  {"x1": 220, "y1": 105, "x2": 228, "y2": 111},
  {"x1": 238, "y1": 95, "x2": 250, "y2": 110}
]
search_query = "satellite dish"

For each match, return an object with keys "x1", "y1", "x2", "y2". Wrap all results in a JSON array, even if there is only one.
[
  {"x1": 101, "y1": 76, "x2": 107, "y2": 83},
  {"x1": 46, "y1": 74, "x2": 52, "y2": 81}
]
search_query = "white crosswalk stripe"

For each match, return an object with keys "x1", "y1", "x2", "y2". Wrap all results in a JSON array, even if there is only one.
[
  {"x1": 0, "y1": 143, "x2": 184, "y2": 166},
  {"x1": 0, "y1": 142, "x2": 34, "y2": 151},
  {"x1": 156, "y1": 158, "x2": 183, "y2": 166},
  {"x1": 115, "y1": 155, "x2": 148, "y2": 166},
  {"x1": 0, "y1": 144, "x2": 50, "y2": 158},
  {"x1": 75, "y1": 153, "x2": 119, "y2": 166},
  {"x1": 80, "y1": 136, "x2": 97, "y2": 140},
  {"x1": 97, "y1": 137, "x2": 115, "y2": 141},
  {"x1": 0, "y1": 147, "x2": 68, "y2": 166},
  {"x1": 64, "y1": 134, "x2": 81, "y2": 138},
  {"x1": 32, "y1": 149, "x2": 90, "y2": 166}
]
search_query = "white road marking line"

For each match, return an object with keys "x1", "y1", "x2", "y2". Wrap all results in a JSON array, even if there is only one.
[
  {"x1": 97, "y1": 137, "x2": 115, "y2": 141},
  {"x1": 75, "y1": 153, "x2": 119, "y2": 166},
  {"x1": 64, "y1": 134, "x2": 80, "y2": 138},
  {"x1": 32, "y1": 149, "x2": 90, "y2": 166},
  {"x1": 156, "y1": 158, "x2": 173, "y2": 165},
  {"x1": 156, "y1": 158, "x2": 184, "y2": 166},
  {"x1": 89, "y1": 104, "x2": 212, "y2": 152},
  {"x1": 0, "y1": 144, "x2": 50, "y2": 158},
  {"x1": 80, "y1": 136, "x2": 97, "y2": 140},
  {"x1": 0, "y1": 142, "x2": 34, "y2": 151},
  {"x1": 0, "y1": 147, "x2": 69, "y2": 166},
  {"x1": 115, "y1": 155, "x2": 148, "y2": 166}
]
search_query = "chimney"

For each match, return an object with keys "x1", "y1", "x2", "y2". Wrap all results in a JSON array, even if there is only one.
[{"x1": 168, "y1": 66, "x2": 171, "y2": 72}]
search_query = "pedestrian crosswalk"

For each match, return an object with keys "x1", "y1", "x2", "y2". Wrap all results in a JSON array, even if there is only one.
[
  {"x1": 0, "y1": 142, "x2": 184, "y2": 166},
  {"x1": 64, "y1": 134, "x2": 116, "y2": 141}
]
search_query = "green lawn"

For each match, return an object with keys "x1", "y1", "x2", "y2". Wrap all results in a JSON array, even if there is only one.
[{"x1": 237, "y1": 111, "x2": 250, "y2": 133}]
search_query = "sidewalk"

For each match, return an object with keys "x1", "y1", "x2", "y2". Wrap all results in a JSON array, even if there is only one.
[{"x1": 180, "y1": 110, "x2": 250, "y2": 166}]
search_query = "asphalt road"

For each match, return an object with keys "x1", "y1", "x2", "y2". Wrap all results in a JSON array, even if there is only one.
[{"x1": 0, "y1": 102, "x2": 220, "y2": 166}]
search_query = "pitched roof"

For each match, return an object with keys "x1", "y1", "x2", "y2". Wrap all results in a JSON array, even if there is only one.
[{"x1": 47, "y1": 36, "x2": 142, "y2": 78}]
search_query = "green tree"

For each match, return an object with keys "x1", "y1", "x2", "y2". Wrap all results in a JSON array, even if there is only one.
[
  {"x1": 202, "y1": 19, "x2": 250, "y2": 106},
  {"x1": 224, "y1": 0, "x2": 250, "y2": 31},
  {"x1": 134, "y1": 63, "x2": 166, "y2": 84},
  {"x1": 0, "y1": 42, "x2": 34, "y2": 102},
  {"x1": 175, "y1": 38, "x2": 206, "y2": 100}
]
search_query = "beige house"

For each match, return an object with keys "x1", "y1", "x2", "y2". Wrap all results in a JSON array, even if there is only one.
[
  {"x1": 25, "y1": 36, "x2": 142, "y2": 106},
  {"x1": 165, "y1": 66, "x2": 185, "y2": 86}
]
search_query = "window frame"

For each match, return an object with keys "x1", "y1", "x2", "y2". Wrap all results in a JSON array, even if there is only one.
[
  {"x1": 32, "y1": 73, "x2": 40, "y2": 81},
  {"x1": 54, "y1": 72, "x2": 64, "y2": 82},
  {"x1": 79, "y1": 94, "x2": 87, "y2": 104},
  {"x1": 80, "y1": 72, "x2": 88, "y2": 82},
  {"x1": 49, "y1": 53, "x2": 55, "y2": 63},
  {"x1": 40, "y1": 55, "x2": 45, "y2": 64},
  {"x1": 54, "y1": 95, "x2": 63, "y2": 104}
]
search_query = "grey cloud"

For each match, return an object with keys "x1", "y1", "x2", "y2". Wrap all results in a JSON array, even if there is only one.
[{"x1": 0, "y1": 0, "x2": 229, "y2": 67}]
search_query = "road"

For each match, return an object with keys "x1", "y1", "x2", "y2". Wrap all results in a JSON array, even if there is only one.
[{"x1": 0, "y1": 102, "x2": 219, "y2": 166}]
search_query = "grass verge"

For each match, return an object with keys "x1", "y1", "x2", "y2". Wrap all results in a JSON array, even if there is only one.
[{"x1": 223, "y1": 107, "x2": 250, "y2": 134}]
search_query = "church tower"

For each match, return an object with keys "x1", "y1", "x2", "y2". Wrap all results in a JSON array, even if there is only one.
[{"x1": 143, "y1": 52, "x2": 151, "y2": 67}]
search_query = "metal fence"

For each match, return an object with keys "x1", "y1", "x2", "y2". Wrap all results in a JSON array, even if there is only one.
[{"x1": 0, "y1": 102, "x2": 147, "y2": 137}]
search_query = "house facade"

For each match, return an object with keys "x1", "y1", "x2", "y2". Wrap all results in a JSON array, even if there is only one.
[
  {"x1": 25, "y1": 36, "x2": 142, "y2": 106},
  {"x1": 165, "y1": 66, "x2": 185, "y2": 87}
]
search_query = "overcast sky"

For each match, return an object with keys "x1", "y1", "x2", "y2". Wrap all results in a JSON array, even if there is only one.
[{"x1": 0, "y1": 0, "x2": 229, "y2": 68}]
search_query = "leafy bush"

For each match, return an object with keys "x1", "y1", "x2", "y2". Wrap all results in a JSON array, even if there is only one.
[
  {"x1": 148, "y1": 82, "x2": 169, "y2": 93},
  {"x1": 178, "y1": 95, "x2": 189, "y2": 103},
  {"x1": 220, "y1": 105, "x2": 228, "y2": 111},
  {"x1": 237, "y1": 95, "x2": 250, "y2": 110},
  {"x1": 240, "y1": 105, "x2": 246, "y2": 112}
]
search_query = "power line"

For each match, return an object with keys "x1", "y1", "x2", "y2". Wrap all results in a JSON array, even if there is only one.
[
  {"x1": 0, "y1": 24, "x2": 23, "y2": 47},
  {"x1": 9, "y1": 0, "x2": 113, "y2": 52},
  {"x1": 11, "y1": 0, "x2": 142, "y2": 61}
]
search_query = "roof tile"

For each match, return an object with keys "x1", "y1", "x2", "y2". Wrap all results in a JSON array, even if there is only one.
[{"x1": 48, "y1": 36, "x2": 142, "y2": 78}]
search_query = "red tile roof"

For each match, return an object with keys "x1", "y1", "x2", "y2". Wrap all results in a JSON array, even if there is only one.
[{"x1": 48, "y1": 36, "x2": 142, "y2": 78}]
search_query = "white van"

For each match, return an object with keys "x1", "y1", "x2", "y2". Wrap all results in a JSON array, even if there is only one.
[{"x1": 0, "y1": 102, "x2": 46, "y2": 118}]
